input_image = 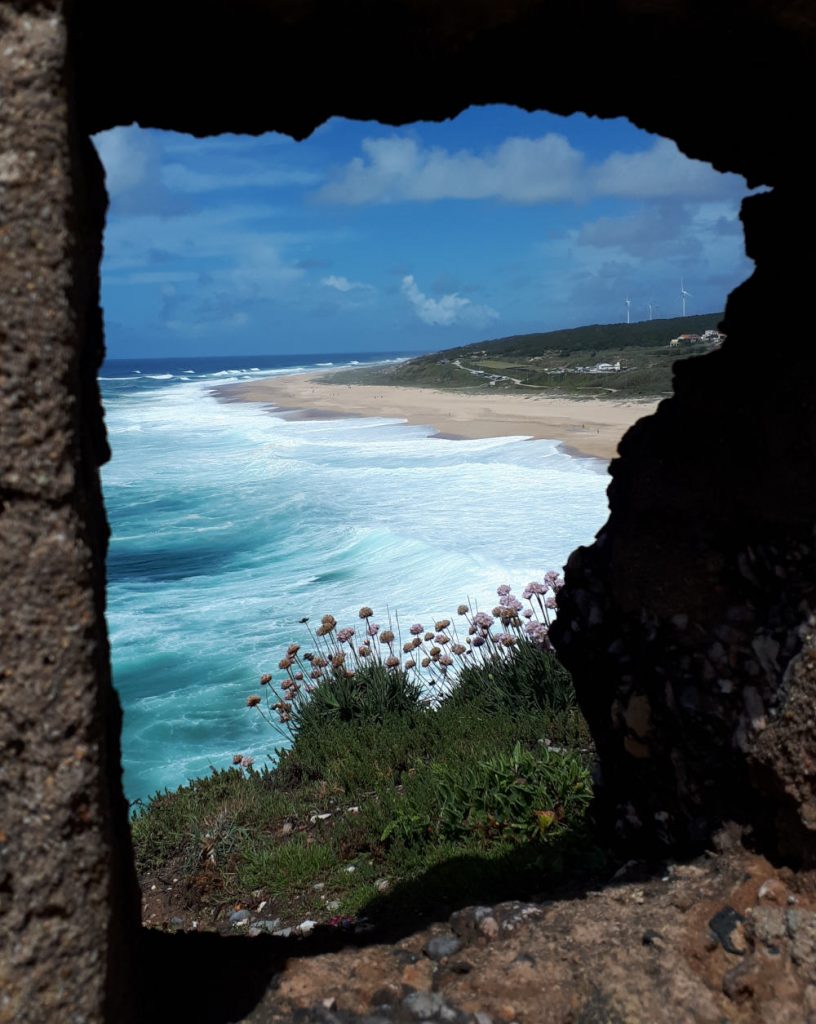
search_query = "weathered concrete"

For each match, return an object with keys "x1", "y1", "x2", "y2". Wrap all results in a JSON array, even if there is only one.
[{"x1": 0, "y1": 3, "x2": 139, "y2": 1022}]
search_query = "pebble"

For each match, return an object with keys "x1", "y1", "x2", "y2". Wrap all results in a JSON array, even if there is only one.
[
  {"x1": 229, "y1": 909, "x2": 250, "y2": 925},
  {"x1": 298, "y1": 919, "x2": 318, "y2": 936},
  {"x1": 424, "y1": 935, "x2": 463, "y2": 961},
  {"x1": 345, "y1": 865, "x2": 357, "y2": 873},
  {"x1": 248, "y1": 918, "x2": 282, "y2": 937},
  {"x1": 313, "y1": 882, "x2": 326, "y2": 892},
  {"x1": 402, "y1": 991, "x2": 447, "y2": 1019},
  {"x1": 326, "y1": 900, "x2": 341, "y2": 912},
  {"x1": 375, "y1": 878, "x2": 391, "y2": 893}
]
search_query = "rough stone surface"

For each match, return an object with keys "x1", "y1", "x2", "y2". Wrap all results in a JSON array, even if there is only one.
[
  {"x1": 552, "y1": 189, "x2": 816, "y2": 865},
  {"x1": 218, "y1": 847, "x2": 816, "y2": 1023},
  {"x1": 0, "y1": 3, "x2": 139, "y2": 1022}
]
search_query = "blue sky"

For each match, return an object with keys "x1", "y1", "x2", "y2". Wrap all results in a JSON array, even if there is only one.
[{"x1": 94, "y1": 106, "x2": 755, "y2": 358}]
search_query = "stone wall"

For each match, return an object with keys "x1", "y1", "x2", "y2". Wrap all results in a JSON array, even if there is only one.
[
  {"x1": 0, "y1": 3, "x2": 139, "y2": 1021},
  {"x1": 1, "y1": 1, "x2": 815, "y2": 1021}
]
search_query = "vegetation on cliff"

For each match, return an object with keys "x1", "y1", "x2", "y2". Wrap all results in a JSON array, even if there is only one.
[
  {"x1": 334, "y1": 312, "x2": 724, "y2": 398},
  {"x1": 131, "y1": 581, "x2": 599, "y2": 931}
]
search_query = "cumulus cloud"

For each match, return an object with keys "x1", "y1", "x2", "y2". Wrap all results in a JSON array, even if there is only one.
[
  {"x1": 401, "y1": 275, "x2": 499, "y2": 327},
  {"x1": 321, "y1": 274, "x2": 374, "y2": 292},
  {"x1": 317, "y1": 134, "x2": 745, "y2": 205},
  {"x1": 162, "y1": 163, "x2": 319, "y2": 193},
  {"x1": 94, "y1": 126, "x2": 159, "y2": 196}
]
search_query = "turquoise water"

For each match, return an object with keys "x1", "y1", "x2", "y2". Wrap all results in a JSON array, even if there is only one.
[{"x1": 100, "y1": 354, "x2": 610, "y2": 804}]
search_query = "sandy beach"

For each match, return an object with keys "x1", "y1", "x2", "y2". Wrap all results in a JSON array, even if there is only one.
[{"x1": 214, "y1": 372, "x2": 659, "y2": 461}]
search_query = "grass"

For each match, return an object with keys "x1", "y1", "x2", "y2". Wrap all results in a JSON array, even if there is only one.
[
  {"x1": 332, "y1": 312, "x2": 725, "y2": 399},
  {"x1": 131, "y1": 646, "x2": 601, "y2": 931}
]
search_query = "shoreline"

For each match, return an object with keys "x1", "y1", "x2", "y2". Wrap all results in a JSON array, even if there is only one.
[{"x1": 212, "y1": 371, "x2": 659, "y2": 462}]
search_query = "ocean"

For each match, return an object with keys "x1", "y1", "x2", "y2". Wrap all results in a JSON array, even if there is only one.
[{"x1": 99, "y1": 353, "x2": 610, "y2": 805}]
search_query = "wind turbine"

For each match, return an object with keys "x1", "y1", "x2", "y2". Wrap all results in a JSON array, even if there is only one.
[
  {"x1": 681, "y1": 279, "x2": 692, "y2": 317},
  {"x1": 625, "y1": 297, "x2": 631, "y2": 324},
  {"x1": 648, "y1": 301, "x2": 659, "y2": 320}
]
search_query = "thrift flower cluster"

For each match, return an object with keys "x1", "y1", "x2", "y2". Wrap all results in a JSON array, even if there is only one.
[{"x1": 241, "y1": 575, "x2": 564, "y2": 745}]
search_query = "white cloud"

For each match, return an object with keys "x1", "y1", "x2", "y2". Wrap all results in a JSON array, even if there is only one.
[
  {"x1": 590, "y1": 139, "x2": 740, "y2": 199},
  {"x1": 321, "y1": 274, "x2": 374, "y2": 293},
  {"x1": 317, "y1": 134, "x2": 745, "y2": 205},
  {"x1": 162, "y1": 163, "x2": 320, "y2": 193},
  {"x1": 93, "y1": 126, "x2": 158, "y2": 196},
  {"x1": 401, "y1": 275, "x2": 499, "y2": 327}
]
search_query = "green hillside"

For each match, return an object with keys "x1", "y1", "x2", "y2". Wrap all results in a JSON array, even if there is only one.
[{"x1": 335, "y1": 313, "x2": 724, "y2": 399}]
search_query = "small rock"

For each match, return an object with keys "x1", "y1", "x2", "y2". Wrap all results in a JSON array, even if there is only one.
[
  {"x1": 347, "y1": 806, "x2": 360, "y2": 813},
  {"x1": 757, "y1": 878, "x2": 786, "y2": 903},
  {"x1": 326, "y1": 900, "x2": 341, "y2": 912},
  {"x1": 298, "y1": 919, "x2": 317, "y2": 936},
  {"x1": 281, "y1": 822, "x2": 293, "y2": 835},
  {"x1": 313, "y1": 882, "x2": 326, "y2": 892},
  {"x1": 708, "y1": 906, "x2": 747, "y2": 955},
  {"x1": 229, "y1": 909, "x2": 251, "y2": 926},
  {"x1": 474, "y1": 1013, "x2": 494, "y2": 1024},
  {"x1": 479, "y1": 916, "x2": 499, "y2": 940},
  {"x1": 248, "y1": 918, "x2": 282, "y2": 936},
  {"x1": 424, "y1": 935, "x2": 462, "y2": 961},
  {"x1": 256, "y1": 900, "x2": 267, "y2": 912},
  {"x1": 345, "y1": 865, "x2": 357, "y2": 873},
  {"x1": 375, "y1": 878, "x2": 391, "y2": 893},
  {"x1": 273, "y1": 927, "x2": 293, "y2": 938},
  {"x1": 402, "y1": 991, "x2": 445, "y2": 1019},
  {"x1": 322, "y1": 997, "x2": 337, "y2": 1011},
  {"x1": 169, "y1": 916, "x2": 184, "y2": 930}
]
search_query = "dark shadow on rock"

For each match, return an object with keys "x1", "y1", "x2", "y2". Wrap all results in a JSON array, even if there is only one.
[
  {"x1": 135, "y1": 838, "x2": 682, "y2": 1022},
  {"x1": 137, "y1": 928, "x2": 288, "y2": 1024}
]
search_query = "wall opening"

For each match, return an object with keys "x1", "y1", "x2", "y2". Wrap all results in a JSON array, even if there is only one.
[{"x1": 90, "y1": 107, "x2": 754, "y2": 931}]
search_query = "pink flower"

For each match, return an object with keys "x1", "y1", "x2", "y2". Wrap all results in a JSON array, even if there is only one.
[
  {"x1": 409, "y1": 624, "x2": 424, "y2": 635},
  {"x1": 241, "y1": 756, "x2": 254, "y2": 769},
  {"x1": 367, "y1": 623, "x2": 380, "y2": 636},
  {"x1": 337, "y1": 627, "x2": 355, "y2": 643}
]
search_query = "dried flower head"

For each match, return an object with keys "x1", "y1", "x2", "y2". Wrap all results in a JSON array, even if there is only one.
[
  {"x1": 457, "y1": 604, "x2": 469, "y2": 616},
  {"x1": 409, "y1": 624, "x2": 424, "y2": 635},
  {"x1": 232, "y1": 754, "x2": 243, "y2": 765},
  {"x1": 385, "y1": 655, "x2": 400, "y2": 669},
  {"x1": 321, "y1": 613, "x2": 336, "y2": 626},
  {"x1": 241, "y1": 756, "x2": 254, "y2": 769},
  {"x1": 331, "y1": 652, "x2": 346, "y2": 668},
  {"x1": 435, "y1": 633, "x2": 450, "y2": 645},
  {"x1": 310, "y1": 668, "x2": 323, "y2": 680},
  {"x1": 315, "y1": 625, "x2": 328, "y2": 636},
  {"x1": 260, "y1": 673, "x2": 272, "y2": 685},
  {"x1": 424, "y1": 632, "x2": 434, "y2": 641},
  {"x1": 246, "y1": 695, "x2": 262, "y2": 708},
  {"x1": 439, "y1": 654, "x2": 453, "y2": 667},
  {"x1": 430, "y1": 646, "x2": 441, "y2": 658},
  {"x1": 412, "y1": 637, "x2": 422, "y2": 649},
  {"x1": 337, "y1": 627, "x2": 355, "y2": 644},
  {"x1": 403, "y1": 642, "x2": 414, "y2": 654},
  {"x1": 472, "y1": 635, "x2": 486, "y2": 647},
  {"x1": 473, "y1": 612, "x2": 494, "y2": 629},
  {"x1": 279, "y1": 657, "x2": 293, "y2": 670},
  {"x1": 452, "y1": 644, "x2": 467, "y2": 655},
  {"x1": 380, "y1": 629, "x2": 395, "y2": 644},
  {"x1": 359, "y1": 606, "x2": 374, "y2": 619},
  {"x1": 421, "y1": 657, "x2": 431, "y2": 668},
  {"x1": 359, "y1": 645, "x2": 371, "y2": 658},
  {"x1": 435, "y1": 619, "x2": 451, "y2": 631},
  {"x1": 367, "y1": 623, "x2": 380, "y2": 637},
  {"x1": 404, "y1": 658, "x2": 416, "y2": 669},
  {"x1": 294, "y1": 671, "x2": 304, "y2": 681}
]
